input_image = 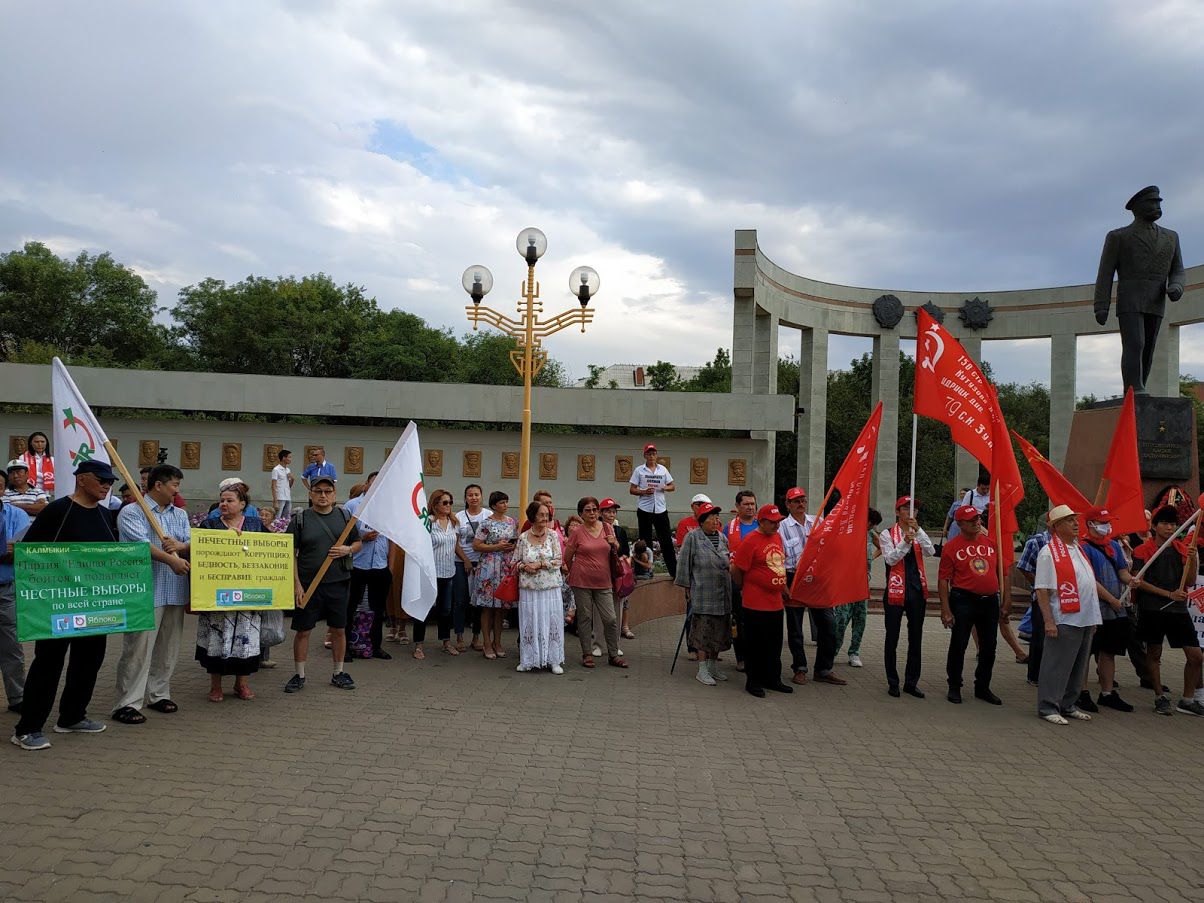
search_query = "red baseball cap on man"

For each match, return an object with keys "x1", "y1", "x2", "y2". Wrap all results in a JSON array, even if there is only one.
[
  {"x1": 599, "y1": 498, "x2": 620, "y2": 510},
  {"x1": 785, "y1": 487, "x2": 807, "y2": 501},
  {"x1": 953, "y1": 504, "x2": 981, "y2": 522},
  {"x1": 756, "y1": 503, "x2": 785, "y2": 522},
  {"x1": 895, "y1": 496, "x2": 918, "y2": 511},
  {"x1": 1084, "y1": 506, "x2": 1113, "y2": 522},
  {"x1": 643, "y1": 443, "x2": 657, "y2": 454}
]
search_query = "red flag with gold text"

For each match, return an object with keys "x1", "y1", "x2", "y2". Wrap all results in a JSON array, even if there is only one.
[{"x1": 790, "y1": 403, "x2": 883, "y2": 608}]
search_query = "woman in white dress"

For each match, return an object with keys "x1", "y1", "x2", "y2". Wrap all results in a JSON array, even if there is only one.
[{"x1": 515, "y1": 500, "x2": 565, "y2": 674}]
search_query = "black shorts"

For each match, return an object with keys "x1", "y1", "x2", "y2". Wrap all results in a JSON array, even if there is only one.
[
  {"x1": 1091, "y1": 617, "x2": 1132, "y2": 657},
  {"x1": 292, "y1": 581, "x2": 351, "y2": 632},
  {"x1": 1137, "y1": 609, "x2": 1200, "y2": 649}
]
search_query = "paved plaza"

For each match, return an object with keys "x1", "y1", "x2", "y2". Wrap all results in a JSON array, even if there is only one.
[{"x1": 2, "y1": 611, "x2": 1203, "y2": 902}]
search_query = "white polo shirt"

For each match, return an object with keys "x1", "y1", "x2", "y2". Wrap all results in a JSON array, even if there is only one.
[{"x1": 629, "y1": 463, "x2": 673, "y2": 514}]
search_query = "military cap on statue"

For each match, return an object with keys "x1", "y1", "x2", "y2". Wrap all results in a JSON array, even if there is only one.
[{"x1": 1124, "y1": 185, "x2": 1161, "y2": 210}]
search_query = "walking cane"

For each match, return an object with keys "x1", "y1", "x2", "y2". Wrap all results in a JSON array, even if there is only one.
[{"x1": 669, "y1": 603, "x2": 690, "y2": 674}]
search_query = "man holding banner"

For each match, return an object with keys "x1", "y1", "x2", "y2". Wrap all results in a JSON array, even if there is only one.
[
  {"x1": 12, "y1": 460, "x2": 121, "y2": 750},
  {"x1": 881, "y1": 497, "x2": 936, "y2": 698},
  {"x1": 110, "y1": 464, "x2": 191, "y2": 725}
]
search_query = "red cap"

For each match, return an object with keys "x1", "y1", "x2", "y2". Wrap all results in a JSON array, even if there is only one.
[
  {"x1": 643, "y1": 443, "x2": 657, "y2": 454},
  {"x1": 785, "y1": 487, "x2": 807, "y2": 501},
  {"x1": 598, "y1": 498, "x2": 620, "y2": 510},
  {"x1": 695, "y1": 503, "x2": 722, "y2": 522},
  {"x1": 1083, "y1": 506, "x2": 1112, "y2": 522},
  {"x1": 953, "y1": 504, "x2": 981, "y2": 522},
  {"x1": 757, "y1": 503, "x2": 785, "y2": 522},
  {"x1": 895, "y1": 496, "x2": 918, "y2": 511}
]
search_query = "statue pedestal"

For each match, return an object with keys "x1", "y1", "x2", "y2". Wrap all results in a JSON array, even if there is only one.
[{"x1": 1063, "y1": 396, "x2": 1198, "y2": 508}]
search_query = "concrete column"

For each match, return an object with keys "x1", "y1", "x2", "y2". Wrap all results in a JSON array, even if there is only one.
[
  {"x1": 954, "y1": 334, "x2": 984, "y2": 494},
  {"x1": 731, "y1": 289, "x2": 756, "y2": 394},
  {"x1": 871, "y1": 331, "x2": 900, "y2": 513},
  {"x1": 798, "y1": 326, "x2": 828, "y2": 499},
  {"x1": 1148, "y1": 323, "x2": 1180, "y2": 397},
  {"x1": 752, "y1": 311, "x2": 779, "y2": 395},
  {"x1": 1049, "y1": 332, "x2": 1077, "y2": 468}
]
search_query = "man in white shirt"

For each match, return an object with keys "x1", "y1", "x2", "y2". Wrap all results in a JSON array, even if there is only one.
[
  {"x1": 1033, "y1": 504, "x2": 1104, "y2": 725},
  {"x1": 270, "y1": 449, "x2": 295, "y2": 520},
  {"x1": 628, "y1": 443, "x2": 677, "y2": 578},
  {"x1": 3, "y1": 460, "x2": 49, "y2": 518},
  {"x1": 780, "y1": 487, "x2": 829, "y2": 684},
  {"x1": 880, "y1": 496, "x2": 937, "y2": 698}
]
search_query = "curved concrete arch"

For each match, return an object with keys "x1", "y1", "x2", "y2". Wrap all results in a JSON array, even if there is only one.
[{"x1": 732, "y1": 228, "x2": 1204, "y2": 511}]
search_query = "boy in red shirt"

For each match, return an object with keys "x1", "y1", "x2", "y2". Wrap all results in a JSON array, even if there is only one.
[
  {"x1": 938, "y1": 505, "x2": 1003, "y2": 705},
  {"x1": 731, "y1": 504, "x2": 793, "y2": 698}
]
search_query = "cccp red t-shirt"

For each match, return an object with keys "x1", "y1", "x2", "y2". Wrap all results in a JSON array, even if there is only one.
[
  {"x1": 732, "y1": 530, "x2": 787, "y2": 611},
  {"x1": 938, "y1": 532, "x2": 1000, "y2": 595}
]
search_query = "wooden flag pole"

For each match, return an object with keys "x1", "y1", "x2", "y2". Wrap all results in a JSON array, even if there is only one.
[
  {"x1": 103, "y1": 439, "x2": 168, "y2": 543},
  {"x1": 1119, "y1": 508, "x2": 1200, "y2": 606},
  {"x1": 908, "y1": 413, "x2": 918, "y2": 522},
  {"x1": 1175, "y1": 494, "x2": 1204, "y2": 593},
  {"x1": 298, "y1": 515, "x2": 359, "y2": 608},
  {"x1": 1093, "y1": 478, "x2": 1109, "y2": 507},
  {"x1": 993, "y1": 481, "x2": 1007, "y2": 609}
]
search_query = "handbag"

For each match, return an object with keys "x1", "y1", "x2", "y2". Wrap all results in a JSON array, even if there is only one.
[
  {"x1": 260, "y1": 610, "x2": 286, "y2": 647},
  {"x1": 493, "y1": 566, "x2": 519, "y2": 604},
  {"x1": 605, "y1": 524, "x2": 623, "y2": 582},
  {"x1": 614, "y1": 558, "x2": 635, "y2": 599}
]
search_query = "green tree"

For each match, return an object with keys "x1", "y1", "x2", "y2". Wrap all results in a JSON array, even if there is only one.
[
  {"x1": 452, "y1": 332, "x2": 566, "y2": 387},
  {"x1": 351, "y1": 310, "x2": 459, "y2": 382},
  {"x1": 0, "y1": 241, "x2": 169, "y2": 366},
  {"x1": 172, "y1": 274, "x2": 377, "y2": 377},
  {"x1": 646, "y1": 360, "x2": 678, "y2": 391},
  {"x1": 683, "y1": 348, "x2": 732, "y2": 393}
]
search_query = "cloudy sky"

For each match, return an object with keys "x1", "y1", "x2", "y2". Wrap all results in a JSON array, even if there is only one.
[{"x1": 3, "y1": 1, "x2": 1202, "y2": 395}]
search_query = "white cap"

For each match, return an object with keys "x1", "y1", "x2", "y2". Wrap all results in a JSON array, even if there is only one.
[{"x1": 690, "y1": 493, "x2": 712, "y2": 505}]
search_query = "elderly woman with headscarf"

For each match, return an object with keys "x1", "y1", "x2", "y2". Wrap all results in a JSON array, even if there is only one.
[{"x1": 674, "y1": 503, "x2": 732, "y2": 686}]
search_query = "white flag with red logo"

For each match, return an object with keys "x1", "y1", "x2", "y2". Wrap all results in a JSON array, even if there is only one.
[
  {"x1": 51, "y1": 357, "x2": 112, "y2": 499},
  {"x1": 352, "y1": 421, "x2": 437, "y2": 621}
]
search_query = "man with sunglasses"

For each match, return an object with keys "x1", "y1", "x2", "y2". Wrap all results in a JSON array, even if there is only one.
[
  {"x1": 284, "y1": 475, "x2": 360, "y2": 694},
  {"x1": 12, "y1": 460, "x2": 121, "y2": 751}
]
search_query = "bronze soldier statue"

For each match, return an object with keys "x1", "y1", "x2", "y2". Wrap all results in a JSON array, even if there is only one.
[{"x1": 1094, "y1": 186, "x2": 1186, "y2": 395}]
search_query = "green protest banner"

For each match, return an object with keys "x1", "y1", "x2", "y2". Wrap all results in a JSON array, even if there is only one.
[{"x1": 15, "y1": 543, "x2": 155, "y2": 642}]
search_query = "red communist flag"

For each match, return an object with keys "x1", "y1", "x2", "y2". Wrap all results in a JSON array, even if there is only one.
[
  {"x1": 1103, "y1": 388, "x2": 1145, "y2": 535},
  {"x1": 1012, "y1": 429, "x2": 1091, "y2": 512},
  {"x1": 791, "y1": 403, "x2": 883, "y2": 608},
  {"x1": 914, "y1": 308, "x2": 1024, "y2": 566}
]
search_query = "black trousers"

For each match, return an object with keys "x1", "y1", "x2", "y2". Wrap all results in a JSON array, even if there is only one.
[
  {"x1": 1117, "y1": 311, "x2": 1162, "y2": 393},
  {"x1": 730, "y1": 581, "x2": 745, "y2": 663},
  {"x1": 741, "y1": 607, "x2": 784, "y2": 691},
  {"x1": 946, "y1": 589, "x2": 999, "y2": 691},
  {"x1": 414, "y1": 576, "x2": 453, "y2": 643},
  {"x1": 348, "y1": 567, "x2": 392, "y2": 653},
  {"x1": 636, "y1": 509, "x2": 677, "y2": 578},
  {"x1": 15, "y1": 635, "x2": 107, "y2": 735},
  {"x1": 788, "y1": 606, "x2": 837, "y2": 676},
  {"x1": 884, "y1": 592, "x2": 926, "y2": 689},
  {"x1": 1027, "y1": 601, "x2": 1045, "y2": 683}
]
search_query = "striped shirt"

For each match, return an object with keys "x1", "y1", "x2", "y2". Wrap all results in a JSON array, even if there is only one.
[
  {"x1": 431, "y1": 518, "x2": 459, "y2": 579},
  {"x1": 456, "y1": 509, "x2": 487, "y2": 564},
  {"x1": 117, "y1": 498, "x2": 191, "y2": 607}
]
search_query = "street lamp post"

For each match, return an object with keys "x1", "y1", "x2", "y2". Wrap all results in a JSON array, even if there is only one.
[{"x1": 461, "y1": 227, "x2": 599, "y2": 509}]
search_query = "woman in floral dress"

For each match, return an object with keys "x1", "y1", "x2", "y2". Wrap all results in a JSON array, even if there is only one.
[
  {"x1": 471, "y1": 490, "x2": 517, "y2": 660},
  {"x1": 514, "y1": 500, "x2": 566, "y2": 673}
]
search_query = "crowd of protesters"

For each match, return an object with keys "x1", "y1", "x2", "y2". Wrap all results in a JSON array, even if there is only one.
[{"x1": 4, "y1": 433, "x2": 1203, "y2": 752}]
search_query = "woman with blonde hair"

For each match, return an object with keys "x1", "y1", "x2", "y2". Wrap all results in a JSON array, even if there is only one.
[{"x1": 418, "y1": 488, "x2": 470, "y2": 660}]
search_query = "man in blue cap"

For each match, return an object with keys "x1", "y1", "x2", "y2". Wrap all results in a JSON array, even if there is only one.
[
  {"x1": 11, "y1": 459, "x2": 120, "y2": 751},
  {"x1": 1093, "y1": 186, "x2": 1186, "y2": 394}
]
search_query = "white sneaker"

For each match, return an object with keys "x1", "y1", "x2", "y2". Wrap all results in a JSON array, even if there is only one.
[
  {"x1": 516, "y1": 664, "x2": 529, "y2": 672},
  {"x1": 848, "y1": 654, "x2": 863, "y2": 668},
  {"x1": 1065, "y1": 710, "x2": 1092, "y2": 721},
  {"x1": 551, "y1": 665, "x2": 564, "y2": 675},
  {"x1": 1041, "y1": 713, "x2": 1069, "y2": 725},
  {"x1": 591, "y1": 645, "x2": 602, "y2": 657},
  {"x1": 616, "y1": 648, "x2": 624, "y2": 657},
  {"x1": 696, "y1": 668, "x2": 717, "y2": 687}
]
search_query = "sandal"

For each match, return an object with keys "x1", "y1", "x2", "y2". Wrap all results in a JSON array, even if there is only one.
[
  {"x1": 442, "y1": 644, "x2": 460, "y2": 656},
  {"x1": 581, "y1": 654, "x2": 596, "y2": 669},
  {"x1": 494, "y1": 649, "x2": 507, "y2": 658},
  {"x1": 207, "y1": 690, "x2": 224, "y2": 704},
  {"x1": 484, "y1": 651, "x2": 497, "y2": 660},
  {"x1": 234, "y1": 684, "x2": 255, "y2": 701},
  {"x1": 470, "y1": 637, "x2": 484, "y2": 651},
  {"x1": 147, "y1": 699, "x2": 178, "y2": 714},
  {"x1": 113, "y1": 706, "x2": 147, "y2": 724},
  {"x1": 412, "y1": 647, "x2": 426, "y2": 661},
  {"x1": 608, "y1": 657, "x2": 629, "y2": 669},
  {"x1": 398, "y1": 634, "x2": 411, "y2": 645},
  {"x1": 455, "y1": 637, "x2": 467, "y2": 652},
  {"x1": 621, "y1": 629, "x2": 636, "y2": 640}
]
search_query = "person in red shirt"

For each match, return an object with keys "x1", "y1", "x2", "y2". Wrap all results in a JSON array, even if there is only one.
[
  {"x1": 938, "y1": 505, "x2": 1003, "y2": 706},
  {"x1": 730, "y1": 504, "x2": 792, "y2": 698},
  {"x1": 674, "y1": 494, "x2": 713, "y2": 549}
]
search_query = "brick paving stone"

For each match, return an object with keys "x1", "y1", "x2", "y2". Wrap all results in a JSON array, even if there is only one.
[{"x1": 3, "y1": 614, "x2": 1204, "y2": 901}]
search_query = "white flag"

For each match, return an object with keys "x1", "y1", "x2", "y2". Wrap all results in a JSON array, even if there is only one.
[
  {"x1": 353, "y1": 421, "x2": 437, "y2": 621},
  {"x1": 51, "y1": 358, "x2": 112, "y2": 498}
]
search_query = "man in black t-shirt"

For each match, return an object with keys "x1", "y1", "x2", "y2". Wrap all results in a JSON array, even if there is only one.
[
  {"x1": 12, "y1": 460, "x2": 120, "y2": 751},
  {"x1": 1130, "y1": 506, "x2": 1204, "y2": 716},
  {"x1": 283, "y1": 476, "x2": 360, "y2": 694}
]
